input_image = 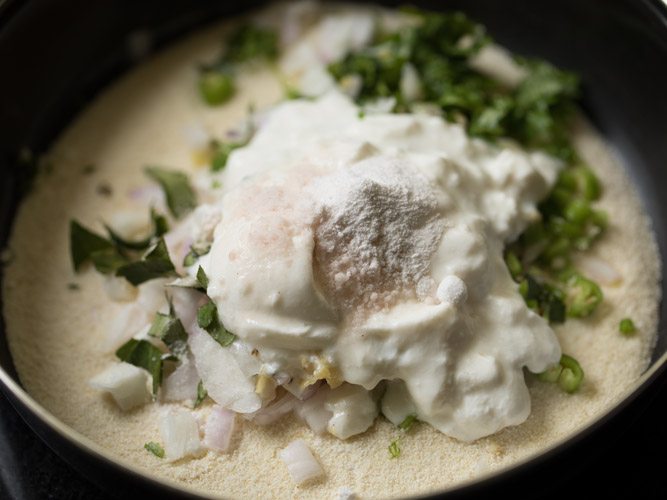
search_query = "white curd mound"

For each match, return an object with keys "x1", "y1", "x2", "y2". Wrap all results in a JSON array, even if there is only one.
[
  {"x1": 2, "y1": 2, "x2": 661, "y2": 499},
  {"x1": 204, "y1": 90, "x2": 561, "y2": 441}
]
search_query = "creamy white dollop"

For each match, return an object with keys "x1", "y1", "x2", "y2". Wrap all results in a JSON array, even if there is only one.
[{"x1": 200, "y1": 90, "x2": 561, "y2": 441}]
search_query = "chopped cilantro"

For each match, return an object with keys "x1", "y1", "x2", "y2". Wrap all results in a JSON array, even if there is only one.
[
  {"x1": 144, "y1": 441, "x2": 165, "y2": 458},
  {"x1": 197, "y1": 301, "x2": 236, "y2": 347},
  {"x1": 183, "y1": 243, "x2": 211, "y2": 268},
  {"x1": 196, "y1": 266, "x2": 209, "y2": 290},
  {"x1": 70, "y1": 220, "x2": 116, "y2": 271},
  {"x1": 116, "y1": 339, "x2": 164, "y2": 394},
  {"x1": 224, "y1": 24, "x2": 278, "y2": 63},
  {"x1": 116, "y1": 238, "x2": 176, "y2": 286},
  {"x1": 210, "y1": 140, "x2": 244, "y2": 171},
  {"x1": 144, "y1": 167, "x2": 197, "y2": 219},
  {"x1": 147, "y1": 307, "x2": 188, "y2": 357}
]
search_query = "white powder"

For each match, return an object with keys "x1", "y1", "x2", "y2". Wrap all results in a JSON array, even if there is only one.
[{"x1": 311, "y1": 156, "x2": 445, "y2": 315}]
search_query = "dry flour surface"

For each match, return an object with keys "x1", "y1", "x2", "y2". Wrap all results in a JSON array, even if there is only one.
[{"x1": 2, "y1": 13, "x2": 662, "y2": 500}]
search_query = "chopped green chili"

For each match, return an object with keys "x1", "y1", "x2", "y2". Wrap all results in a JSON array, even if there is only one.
[
  {"x1": 537, "y1": 354, "x2": 584, "y2": 394},
  {"x1": 388, "y1": 439, "x2": 401, "y2": 459},
  {"x1": 198, "y1": 24, "x2": 278, "y2": 106},
  {"x1": 199, "y1": 71, "x2": 235, "y2": 106},
  {"x1": 144, "y1": 441, "x2": 165, "y2": 458},
  {"x1": 558, "y1": 354, "x2": 584, "y2": 393},
  {"x1": 398, "y1": 414, "x2": 417, "y2": 432},
  {"x1": 619, "y1": 318, "x2": 637, "y2": 336}
]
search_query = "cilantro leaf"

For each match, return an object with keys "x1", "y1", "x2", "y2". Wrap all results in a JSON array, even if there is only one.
[
  {"x1": 116, "y1": 339, "x2": 164, "y2": 394},
  {"x1": 196, "y1": 266, "x2": 209, "y2": 290},
  {"x1": 70, "y1": 220, "x2": 115, "y2": 271},
  {"x1": 197, "y1": 301, "x2": 236, "y2": 347},
  {"x1": 145, "y1": 167, "x2": 196, "y2": 219},
  {"x1": 147, "y1": 308, "x2": 188, "y2": 358},
  {"x1": 116, "y1": 238, "x2": 176, "y2": 286},
  {"x1": 224, "y1": 24, "x2": 278, "y2": 63}
]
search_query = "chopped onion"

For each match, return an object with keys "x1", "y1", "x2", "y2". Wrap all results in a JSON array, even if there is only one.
[
  {"x1": 162, "y1": 355, "x2": 200, "y2": 402},
  {"x1": 182, "y1": 122, "x2": 209, "y2": 151},
  {"x1": 325, "y1": 383, "x2": 378, "y2": 439},
  {"x1": 136, "y1": 279, "x2": 169, "y2": 315},
  {"x1": 250, "y1": 392, "x2": 297, "y2": 426},
  {"x1": 103, "y1": 303, "x2": 151, "y2": 352},
  {"x1": 203, "y1": 405, "x2": 236, "y2": 453},
  {"x1": 279, "y1": 439, "x2": 324, "y2": 485},
  {"x1": 89, "y1": 362, "x2": 150, "y2": 411},
  {"x1": 108, "y1": 210, "x2": 152, "y2": 241},
  {"x1": 576, "y1": 255, "x2": 622, "y2": 286},
  {"x1": 363, "y1": 97, "x2": 396, "y2": 115},
  {"x1": 188, "y1": 326, "x2": 261, "y2": 413},
  {"x1": 159, "y1": 408, "x2": 202, "y2": 461},
  {"x1": 400, "y1": 63, "x2": 422, "y2": 102},
  {"x1": 295, "y1": 386, "x2": 332, "y2": 435},
  {"x1": 170, "y1": 287, "x2": 208, "y2": 335}
]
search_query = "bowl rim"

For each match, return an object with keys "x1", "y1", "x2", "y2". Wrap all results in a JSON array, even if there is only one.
[{"x1": 1, "y1": 0, "x2": 667, "y2": 497}]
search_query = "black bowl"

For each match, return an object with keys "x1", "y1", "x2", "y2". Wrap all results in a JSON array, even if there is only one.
[{"x1": 1, "y1": 0, "x2": 666, "y2": 498}]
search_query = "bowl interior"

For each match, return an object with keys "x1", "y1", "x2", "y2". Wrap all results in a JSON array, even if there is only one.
[{"x1": 1, "y1": 0, "x2": 666, "y2": 497}]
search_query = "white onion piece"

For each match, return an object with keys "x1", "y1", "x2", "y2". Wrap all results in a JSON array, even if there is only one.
[
  {"x1": 182, "y1": 122, "x2": 209, "y2": 151},
  {"x1": 136, "y1": 279, "x2": 169, "y2": 315},
  {"x1": 89, "y1": 362, "x2": 150, "y2": 411},
  {"x1": 103, "y1": 303, "x2": 151, "y2": 352},
  {"x1": 576, "y1": 256, "x2": 622, "y2": 286},
  {"x1": 295, "y1": 386, "x2": 332, "y2": 435},
  {"x1": 227, "y1": 342, "x2": 262, "y2": 378},
  {"x1": 400, "y1": 63, "x2": 422, "y2": 102},
  {"x1": 102, "y1": 275, "x2": 137, "y2": 302},
  {"x1": 325, "y1": 384, "x2": 378, "y2": 439},
  {"x1": 381, "y1": 380, "x2": 417, "y2": 426},
  {"x1": 162, "y1": 355, "x2": 200, "y2": 402},
  {"x1": 250, "y1": 393, "x2": 297, "y2": 426},
  {"x1": 108, "y1": 210, "x2": 152, "y2": 240},
  {"x1": 203, "y1": 406, "x2": 236, "y2": 453},
  {"x1": 170, "y1": 287, "x2": 208, "y2": 335},
  {"x1": 337, "y1": 487, "x2": 357, "y2": 500},
  {"x1": 279, "y1": 439, "x2": 324, "y2": 485},
  {"x1": 363, "y1": 97, "x2": 397, "y2": 115},
  {"x1": 128, "y1": 184, "x2": 163, "y2": 204},
  {"x1": 188, "y1": 326, "x2": 261, "y2": 413},
  {"x1": 159, "y1": 408, "x2": 202, "y2": 461}
]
